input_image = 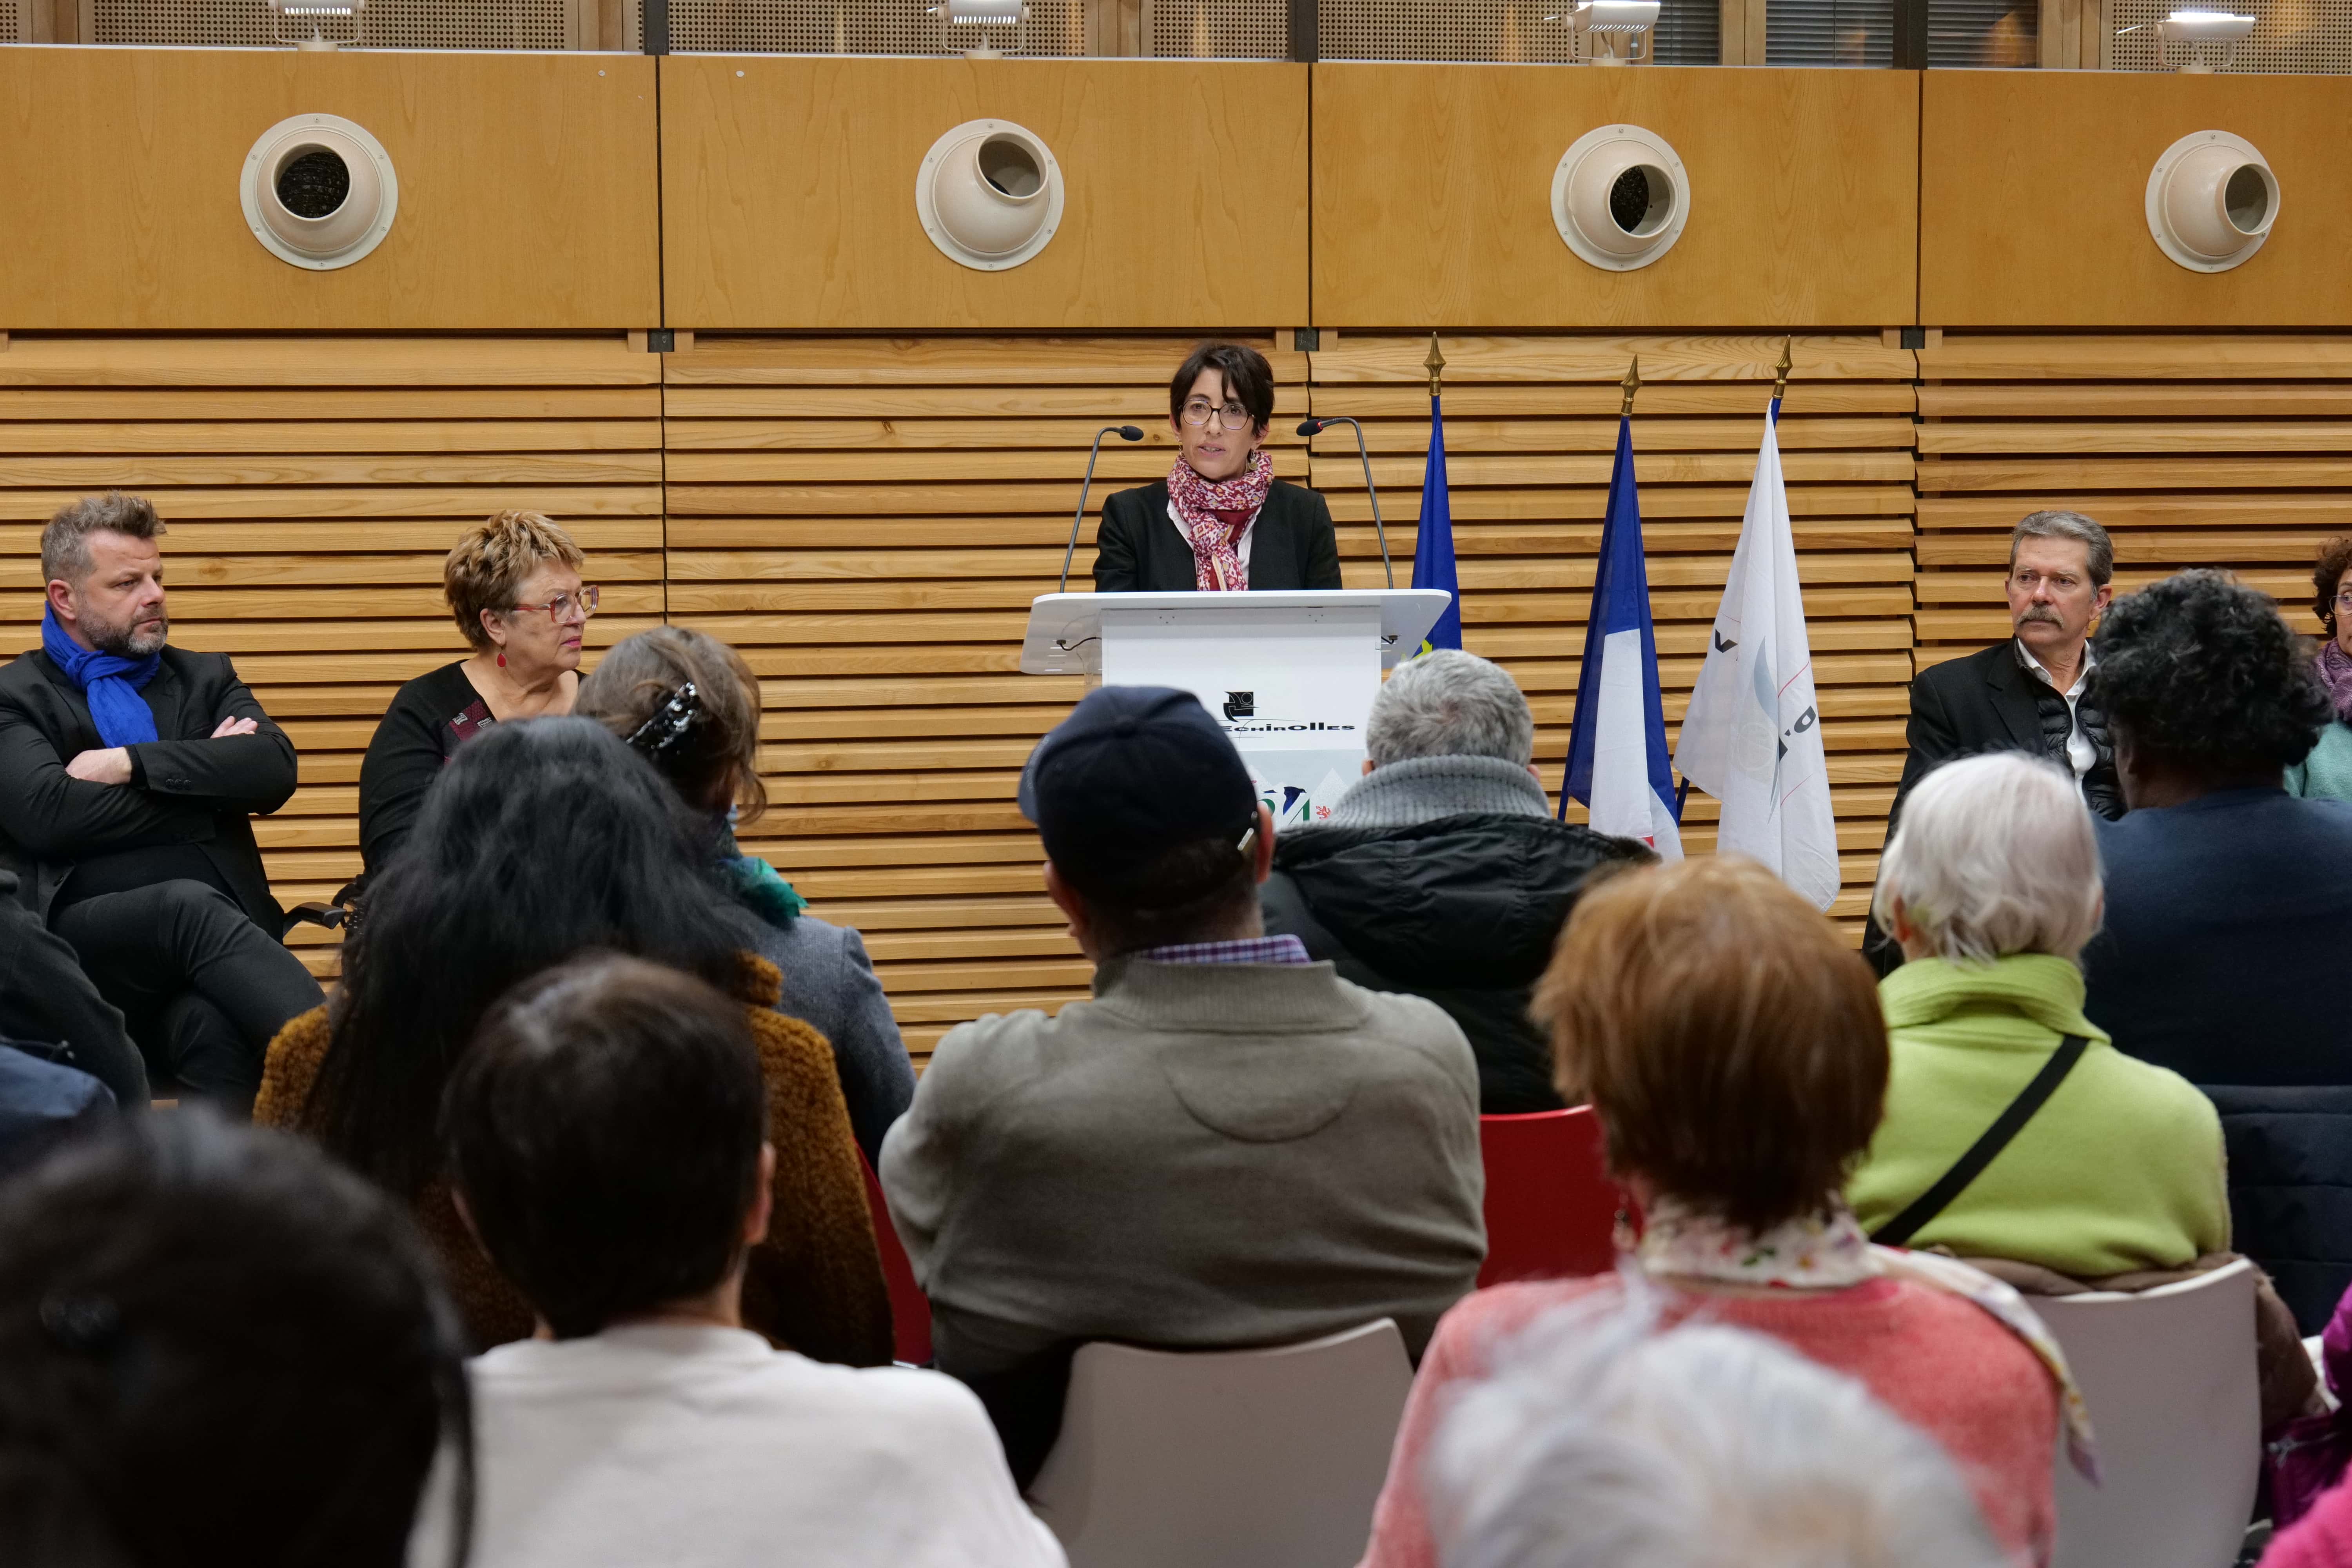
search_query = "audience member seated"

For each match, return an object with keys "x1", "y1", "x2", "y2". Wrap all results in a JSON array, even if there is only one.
[
  {"x1": 0, "y1": 1111, "x2": 469, "y2": 1568},
  {"x1": 576, "y1": 627, "x2": 913, "y2": 1166},
  {"x1": 256, "y1": 717, "x2": 892, "y2": 1362},
  {"x1": 354, "y1": 510, "x2": 592, "y2": 898},
  {"x1": 411, "y1": 953, "x2": 1063, "y2": 1568},
  {"x1": 1851, "y1": 751, "x2": 2228, "y2": 1274},
  {"x1": 0, "y1": 866, "x2": 139, "y2": 1110},
  {"x1": 0, "y1": 1040, "x2": 113, "y2": 1180},
  {"x1": 1421, "y1": 1293, "x2": 2010, "y2": 1568},
  {"x1": 0, "y1": 492, "x2": 321, "y2": 1114},
  {"x1": 2078, "y1": 570, "x2": 2352, "y2": 1331},
  {"x1": 881, "y1": 686, "x2": 1486, "y2": 1487},
  {"x1": 1260, "y1": 648, "x2": 1653, "y2": 1114},
  {"x1": 1358, "y1": 857, "x2": 2066, "y2": 1568},
  {"x1": 2289, "y1": 536, "x2": 2352, "y2": 804}
]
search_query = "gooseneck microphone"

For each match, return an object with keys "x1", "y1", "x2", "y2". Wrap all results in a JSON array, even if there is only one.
[
  {"x1": 1059, "y1": 425, "x2": 1147, "y2": 593},
  {"x1": 1297, "y1": 417, "x2": 1394, "y2": 588}
]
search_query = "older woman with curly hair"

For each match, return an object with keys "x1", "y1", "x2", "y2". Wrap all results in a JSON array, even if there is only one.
[
  {"x1": 353, "y1": 511, "x2": 595, "y2": 892},
  {"x1": 2080, "y1": 569, "x2": 2352, "y2": 1329},
  {"x1": 2288, "y1": 536, "x2": 2352, "y2": 802}
]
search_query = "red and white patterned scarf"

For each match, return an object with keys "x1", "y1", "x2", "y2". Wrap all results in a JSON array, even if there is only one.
[{"x1": 1166, "y1": 450, "x2": 1273, "y2": 593}]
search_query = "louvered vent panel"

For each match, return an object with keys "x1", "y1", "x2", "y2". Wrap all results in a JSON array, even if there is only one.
[
  {"x1": 1319, "y1": 0, "x2": 1714, "y2": 61},
  {"x1": 1928, "y1": 0, "x2": 2034, "y2": 63},
  {"x1": 666, "y1": 0, "x2": 1085, "y2": 54},
  {"x1": 1146, "y1": 0, "x2": 1288, "y2": 60},
  {"x1": 2111, "y1": 0, "x2": 2352, "y2": 72},
  {"x1": 94, "y1": 0, "x2": 568, "y2": 45},
  {"x1": 1765, "y1": 0, "x2": 1892, "y2": 63}
]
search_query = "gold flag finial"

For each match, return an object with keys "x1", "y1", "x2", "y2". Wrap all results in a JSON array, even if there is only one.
[
  {"x1": 1620, "y1": 354, "x2": 1642, "y2": 418},
  {"x1": 1425, "y1": 332, "x2": 1446, "y2": 398},
  {"x1": 1773, "y1": 336, "x2": 1794, "y2": 404}
]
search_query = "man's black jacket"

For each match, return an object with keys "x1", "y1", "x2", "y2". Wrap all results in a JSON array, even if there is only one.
[
  {"x1": 0, "y1": 646, "x2": 297, "y2": 932},
  {"x1": 1260, "y1": 812, "x2": 1651, "y2": 1114}
]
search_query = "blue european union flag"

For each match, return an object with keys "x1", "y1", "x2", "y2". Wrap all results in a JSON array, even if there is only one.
[{"x1": 1411, "y1": 393, "x2": 1462, "y2": 655}]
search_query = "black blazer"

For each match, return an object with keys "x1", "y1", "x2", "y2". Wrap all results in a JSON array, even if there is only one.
[
  {"x1": 1862, "y1": 639, "x2": 2122, "y2": 973},
  {"x1": 0, "y1": 646, "x2": 297, "y2": 932},
  {"x1": 1093, "y1": 479, "x2": 1344, "y2": 593}
]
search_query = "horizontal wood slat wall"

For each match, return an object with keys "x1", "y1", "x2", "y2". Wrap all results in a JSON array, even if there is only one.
[
  {"x1": 1308, "y1": 335, "x2": 1920, "y2": 934},
  {"x1": 0, "y1": 335, "x2": 666, "y2": 980},
  {"x1": 1915, "y1": 334, "x2": 2352, "y2": 671}
]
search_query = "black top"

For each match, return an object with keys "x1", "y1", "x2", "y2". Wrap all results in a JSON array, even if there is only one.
[
  {"x1": 0, "y1": 646, "x2": 297, "y2": 932},
  {"x1": 1260, "y1": 813, "x2": 1651, "y2": 1114},
  {"x1": 1093, "y1": 478, "x2": 1344, "y2": 594},
  {"x1": 356, "y1": 661, "x2": 494, "y2": 883},
  {"x1": 1864, "y1": 638, "x2": 2123, "y2": 972},
  {"x1": 2082, "y1": 788, "x2": 2352, "y2": 1087}
]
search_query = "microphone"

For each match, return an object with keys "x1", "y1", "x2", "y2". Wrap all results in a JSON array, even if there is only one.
[
  {"x1": 1296, "y1": 417, "x2": 1394, "y2": 588},
  {"x1": 1059, "y1": 425, "x2": 1147, "y2": 594}
]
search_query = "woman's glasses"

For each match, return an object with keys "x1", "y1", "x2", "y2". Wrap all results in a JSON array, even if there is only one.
[
  {"x1": 508, "y1": 586, "x2": 600, "y2": 624},
  {"x1": 1180, "y1": 399, "x2": 1256, "y2": 430}
]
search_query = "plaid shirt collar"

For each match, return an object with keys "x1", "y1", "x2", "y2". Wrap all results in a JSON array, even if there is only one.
[{"x1": 1136, "y1": 934, "x2": 1313, "y2": 967}]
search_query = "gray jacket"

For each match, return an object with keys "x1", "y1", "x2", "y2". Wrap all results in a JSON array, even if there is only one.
[
  {"x1": 879, "y1": 954, "x2": 1485, "y2": 1482},
  {"x1": 720, "y1": 903, "x2": 913, "y2": 1166}
]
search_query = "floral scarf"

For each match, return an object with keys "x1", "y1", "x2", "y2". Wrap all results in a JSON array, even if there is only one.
[
  {"x1": 1637, "y1": 1195, "x2": 2100, "y2": 1481},
  {"x1": 1165, "y1": 450, "x2": 1273, "y2": 593},
  {"x1": 2319, "y1": 639, "x2": 2352, "y2": 726}
]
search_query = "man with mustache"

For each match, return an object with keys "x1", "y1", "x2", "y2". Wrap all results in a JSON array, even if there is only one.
[
  {"x1": 1864, "y1": 510, "x2": 2120, "y2": 974},
  {"x1": 0, "y1": 492, "x2": 321, "y2": 1113}
]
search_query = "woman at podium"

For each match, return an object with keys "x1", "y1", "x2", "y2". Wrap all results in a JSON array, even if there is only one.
[{"x1": 1094, "y1": 341, "x2": 1343, "y2": 594}]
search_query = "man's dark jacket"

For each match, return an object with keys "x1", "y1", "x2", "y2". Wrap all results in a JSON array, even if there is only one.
[
  {"x1": 1093, "y1": 479, "x2": 1344, "y2": 593},
  {"x1": 0, "y1": 646, "x2": 298, "y2": 932},
  {"x1": 1865, "y1": 639, "x2": 2122, "y2": 972},
  {"x1": 1260, "y1": 813, "x2": 1651, "y2": 1113},
  {"x1": 2081, "y1": 791, "x2": 2352, "y2": 1332}
]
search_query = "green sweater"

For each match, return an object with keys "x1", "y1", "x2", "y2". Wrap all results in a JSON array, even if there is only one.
[
  {"x1": 2286, "y1": 720, "x2": 2352, "y2": 803},
  {"x1": 1846, "y1": 953, "x2": 2229, "y2": 1277}
]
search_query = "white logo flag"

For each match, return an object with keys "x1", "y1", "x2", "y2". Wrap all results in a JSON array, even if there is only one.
[{"x1": 1673, "y1": 404, "x2": 1840, "y2": 910}]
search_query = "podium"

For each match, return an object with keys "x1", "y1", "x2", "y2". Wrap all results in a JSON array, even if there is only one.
[{"x1": 1022, "y1": 589, "x2": 1453, "y2": 829}]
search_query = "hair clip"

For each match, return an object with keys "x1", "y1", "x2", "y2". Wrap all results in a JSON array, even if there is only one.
[
  {"x1": 40, "y1": 1292, "x2": 122, "y2": 1353},
  {"x1": 622, "y1": 681, "x2": 708, "y2": 764}
]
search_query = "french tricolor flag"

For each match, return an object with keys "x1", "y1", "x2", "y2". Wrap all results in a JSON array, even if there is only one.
[{"x1": 1561, "y1": 415, "x2": 1684, "y2": 858}]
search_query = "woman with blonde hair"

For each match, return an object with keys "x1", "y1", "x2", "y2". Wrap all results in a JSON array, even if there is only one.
[
  {"x1": 1357, "y1": 857, "x2": 2069, "y2": 1568},
  {"x1": 354, "y1": 510, "x2": 595, "y2": 892},
  {"x1": 576, "y1": 627, "x2": 913, "y2": 1163}
]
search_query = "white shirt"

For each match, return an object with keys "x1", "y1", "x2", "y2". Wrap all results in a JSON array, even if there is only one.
[
  {"x1": 410, "y1": 1325, "x2": 1065, "y2": 1568},
  {"x1": 2016, "y1": 638, "x2": 2098, "y2": 779},
  {"x1": 1167, "y1": 499, "x2": 1255, "y2": 577}
]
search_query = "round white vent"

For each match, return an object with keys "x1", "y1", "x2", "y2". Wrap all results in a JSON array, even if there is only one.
[
  {"x1": 915, "y1": 119, "x2": 1063, "y2": 272},
  {"x1": 2145, "y1": 129, "x2": 2278, "y2": 273},
  {"x1": 240, "y1": 114, "x2": 397, "y2": 271},
  {"x1": 1552, "y1": 124, "x2": 1690, "y2": 272}
]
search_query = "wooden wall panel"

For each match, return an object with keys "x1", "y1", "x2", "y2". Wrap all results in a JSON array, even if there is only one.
[
  {"x1": 0, "y1": 334, "x2": 666, "y2": 978},
  {"x1": 1916, "y1": 334, "x2": 2352, "y2": 670},
  {"x1": 1921, "y1": 73, "x2": 2352, "y2": 328},
  {"x1": 660, "y1": 59, "x2": 1310, "y2": 331},
  {"x1": 1310, "y1": 65, "x2": 1919, "y2": 330},
  {"x1": 0, "y1": 51, "x2": 659, "y2": 330},
  {"x1": 1309, "y1": 335, "x2": 1920, "y2": 932}
]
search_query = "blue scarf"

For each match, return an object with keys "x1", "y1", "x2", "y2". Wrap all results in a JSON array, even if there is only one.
[{"x1": 42, "y1": 608, "x2": 160, "y2": 748}]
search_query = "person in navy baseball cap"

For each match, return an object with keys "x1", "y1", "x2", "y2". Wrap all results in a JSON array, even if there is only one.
[{"x1": 1018, "y1": 686, "x2": 1273, "y2": 951}]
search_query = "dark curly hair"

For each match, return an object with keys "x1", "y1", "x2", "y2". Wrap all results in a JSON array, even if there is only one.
[
  {"x1": 2314, "y1": 537, "x2": 2352, "y2": 635},
  {"x1": 2094, "y1": 569, "x2": 2330, "y2": 770}
]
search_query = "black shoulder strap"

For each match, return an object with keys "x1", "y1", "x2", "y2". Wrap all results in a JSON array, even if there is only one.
[{"x1": 1869, "y1": 1034, "x2": 2091, "y2": 1248}]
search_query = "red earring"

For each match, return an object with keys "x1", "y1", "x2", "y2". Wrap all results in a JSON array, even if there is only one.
[{"x1": 496, "y1": 651, "x2": 506, "y2": 668}]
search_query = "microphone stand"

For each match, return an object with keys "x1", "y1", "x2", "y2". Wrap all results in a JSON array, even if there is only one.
[
  {"x1": 1298, "y1": 416, "x2": 1393, "y2": 588},
  {"x1": 1058, "y1": 425, "x2": 1144, "y2": 594}
]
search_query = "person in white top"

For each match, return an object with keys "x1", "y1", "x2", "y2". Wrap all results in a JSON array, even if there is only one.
[{"x1": 412, "y1": 952, "x2": 1063, "y2": 1568}]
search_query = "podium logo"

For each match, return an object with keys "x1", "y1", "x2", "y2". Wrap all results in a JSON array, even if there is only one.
[{"x1": 1223, "y1": 691, "x2": 1255, "y2": 720}]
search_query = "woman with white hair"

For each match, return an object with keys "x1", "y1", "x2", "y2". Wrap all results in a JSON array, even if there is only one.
[
  {"x1": 1848, "y1": 751, "x2": 2227, "y2": 1275},
  {"x1": 1426, "y1": 1293, "x2": 2010, "y2": 1568}
]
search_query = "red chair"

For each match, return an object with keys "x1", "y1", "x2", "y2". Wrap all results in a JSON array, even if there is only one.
[
  {"x1": 1476, "y1": 1107, "x2": 1624, "y2": 1288},
  {"x1": 859, "y1": 1152, "x2": 933, "y2": 1365}
]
